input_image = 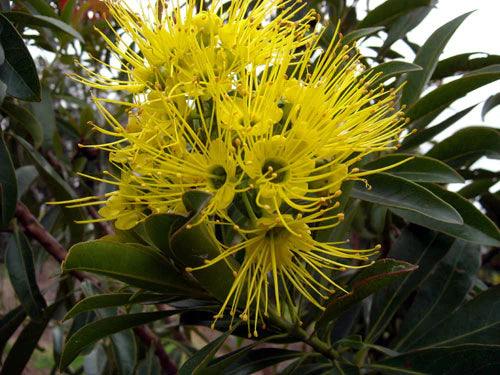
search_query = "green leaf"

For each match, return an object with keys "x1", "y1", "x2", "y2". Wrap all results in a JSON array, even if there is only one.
[
  {"x1": 0, "y1": 134, "x2": 17, "y2": 227},
  {"x1": 0, "y1": 305, "x2": 26, "y2": 358},
  {"x1": 110, "y1": 330, "x2": 137, "y2": 375},
  {"x1": 365, "y1": 61, "x2": 422, "y2": 86},
  {"x1": 29, "y1": 85, "x2": 56, "y2": 148},
  {"x1": 64, "y1": 292, "x2": 168, "y2": 321},
  {"x1": 432, "y1": 53, "x2": 500, "y2": 80},
  {"x1": 394, "y1": 240, "x2": 481, "y2": 351},
  {"x1": 6, "y1": 230, "x2": 47, "y2": 319},
  {"x1": 342, "y1": 27, "x2": 384, "y2": 45},
  {"x1": 143, "y1": 213, "x2": 184, "y2": 257},
  {"x1": 5, "y1": 12, "x2": 84, "y2": 42},
  {"x1": 459, "y1": 179, "x2": 498, "y2": 199},
  {"x1": 136, "y1": 347, "x2": 161, "y2": 375},
  {"x1": 391, "y1": 183, "x2": 500, "y2": 247},
  {"x1": 15, "y1": 135, "x2": 85, "y2": 242},
  {"x1": 15, "y1": 165, "x2": 38, "y2": 199},
  {"x1": 401, "y1": 12, "x2": 472, "y2": 106},
  {"x1": 20, "y1": 0, "x2": 59, "y2": 18},
  {"x1": 351, "y1": 173, "x2": 463, "y2": 224},
  {"x1": 426, "y1": 126, "x2": 500, "y2": 167},
  {"x1": 482, "y1": 93, "x2": 500, "y2": 120},
  {"x1": 179, "y1": 328, "x2": 234, "y2": 375},
  {"x1": 317, "y1": 259, "x2": 417, "y2": 330},
  {"x1": 367, "y1": 226, "x2": 454, "y2": 343},
  {"x1": 409, "y1": 285, "x2": 500, "y2": 348},
  {"x1": 0, "y1": 13, "x2": 41, "y2": 101},
  {"x1": 59, "y1": 311, "x2": 182, "y2": 370},
  {"x1": 2, "y1": 100, "x2": 43, "y2": 148},
  {"x1": 406, "y1": 65, "x2": 500, "y2": 121},
  {"x1": 358, "y1": 0, "x2": 433, "y2": 28},
  {"x1": 380, "y1": 6, "x2": 433, "y2": 53},
  {"x1": 63, "y1": 240, "x2": 201, "y2": 295},
  {"x1": 61, "y1": 0, "x2": 76, "y2": 24},
  {"x1": 373, "y1": 344, "x2": 500, "y2": 375},
  {"x1": 400, "y1": 104, "x2": 477, "y2": 150},
  {"x1": 0, "y1": 302, "x2": 61, "y2": 375},
  {"x1": 83, "y1": 344, "x2": 107, "y2": 375},
  {"x1": 170, "y1": 191, "x2": 236, "y2": 303},
  {"x1": 212, "y1": 348, "x2": 303, "y2": 375},
  {"x1": 363, "y1": 155, "x2": 464, "y2": 183}
]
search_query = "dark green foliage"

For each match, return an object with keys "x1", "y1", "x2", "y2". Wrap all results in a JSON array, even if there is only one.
[{"x1": 0, "y1": 1, "x2": 499, "y2": 374}]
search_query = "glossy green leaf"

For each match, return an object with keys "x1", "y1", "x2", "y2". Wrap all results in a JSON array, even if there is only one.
[
  {"x1": 0, "y1": 13, "x2": 40, "y2": 101},
  {"x1": 373, "y1": 344, "x2": 500, "y2": 375},
  {"x1": 395, "y1": 240, "x2": 481, "y2": 351},
  {"x1": 110, "y1": 330, "x2": 137, "y2": 375},
  {"x1": 1, "y1": 302, "x2": 61, "y2": 375},
  {"x1": 351, "y1": 173, "x2": 462, "y2": 224},
  {"x1": 358, "y1": 0, "x2": 433, "y2": 28},
  {"x1": 143, "y1": 213, "x2": 184, "y2": 257},
  {"x1": 432, "y1": 53, "x2": 500, "y2": 80},
  {"x1": 426, "y1": 126, "x2": 500, "y2": 167},
  {"x1": 64, "y1": 240, "x2": 202, "y2": 296},
  {"x1": 6, "y1": 230, "x2": 47, "y2": 318},
  {"x1": 15, "y1": 165, "x2": 38, "y2": 199},
  {"x1": 406, "y1": 65, "x2": 500, "y2": 121},
  {"x1": 409, "y1": 286, "x2": 500, "y2": 348},
  {"x1": 401, "y1": 12, "x2": 471, "y2": 106},
  {"x1": 213, "y1": 348, "x2": 303, "y2": 375},
  {"x1": 170, "y1": 191, "x2": 236, "y2": 302},
  {"x1": 179, "y1": 328, "x2": 234, "y2": 375},
  {"x1": 15, "y1": 135, "x2": 85, "y2": 241},
  {"x1": 342, "y1": 26, "x2": 384, "y2": 45},
  {"x1": 30, "y1": 86, "x2": 56, "y2": 148},
  {"x1": 317, "y1": 259, "x2": 417, "y2": 330},
  {"x1": 0, "y1": 134, "x2": 17, "y2": 227},
  {"x1": 363, "y1": 155, "x2": 464, "y2": 183},
  {"x1": 366, "y1": 61, "x2": 421, "y2": 86},
  {"x1": 20, "y1": 0, "x2": 59, "y2": 18},
  {"x1": 367, "y1": 226, "x2": 454, "y2": 343},
  {"x1": 380, "y1": 5, "x2": 433, "y2": 53},
  {"x1": 2, "y1": 100, "x2": 43, "y2": 148},
  {"x1": 64, "y1": 292, "x2": 168, "y2": 321},
  {"x1": 0, "y1": 305, "x2": 26, "y2": 358},
  {"x1": 5, "y1": 12, "x2": 84, "y2": 42},
  {"x1": 400, "y1": 104, "x2": 477, "y2": 150},
  {"x1": 60, "y1": 310, "x2": 182, "y2": 370},
  {"x1": 482, "y1": 93, "x2": 500, "y2": 120},
  {"x1": 391, "y1": 183, "x2": 500, "y2": 246},
  {"x1": 459, "y1": 179, "x2": 498, "y2": 199}
]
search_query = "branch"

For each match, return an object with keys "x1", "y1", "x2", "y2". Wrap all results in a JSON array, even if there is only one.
[{"x1": 14, "y1": 202, "x2": 177, "y2": 375}]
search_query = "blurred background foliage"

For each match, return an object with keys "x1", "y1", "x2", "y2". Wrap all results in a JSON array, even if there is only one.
[{"x1": 0, "y1": 0, "x2": 499, "y2": 374}]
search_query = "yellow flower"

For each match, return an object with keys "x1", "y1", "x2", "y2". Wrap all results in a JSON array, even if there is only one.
[
  {"x1": 72, "y1": 0, "x2": 316, "y2": 98},
  {"x1": 217, "y1": 96, "x2": 283, "y2": 135},
  {"x1": 187, "y1": 213, "x2": 379, "y2": 337}
]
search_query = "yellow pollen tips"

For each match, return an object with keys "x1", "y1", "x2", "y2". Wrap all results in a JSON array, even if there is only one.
[{"x1": 62, "y1": 0, "x2": 407, "y2": 338}]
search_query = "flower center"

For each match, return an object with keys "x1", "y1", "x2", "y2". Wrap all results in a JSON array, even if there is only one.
[
  {"x1": 208, "y1": 165, "x2": 227, "y2": 189},
  {"x1": 261, "y1": 158, "x2": 288, "y2": 183}
]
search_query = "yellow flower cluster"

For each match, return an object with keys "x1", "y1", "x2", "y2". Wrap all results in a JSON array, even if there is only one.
[{"x1": 65, "y1": 0, "x2": 406, "y2": 336}]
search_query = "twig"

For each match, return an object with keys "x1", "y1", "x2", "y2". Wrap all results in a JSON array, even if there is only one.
[{"x1": 14, "y1": 202, "x2": 177, "y2": 374}]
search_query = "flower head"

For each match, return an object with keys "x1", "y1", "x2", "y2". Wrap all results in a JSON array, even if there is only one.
[
  {"x1": 58, "y1": 0, "x2": 410, "y2": 336},
  {"x1": 187, "y1": 213, "x2": 380, "y2": 337}
]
